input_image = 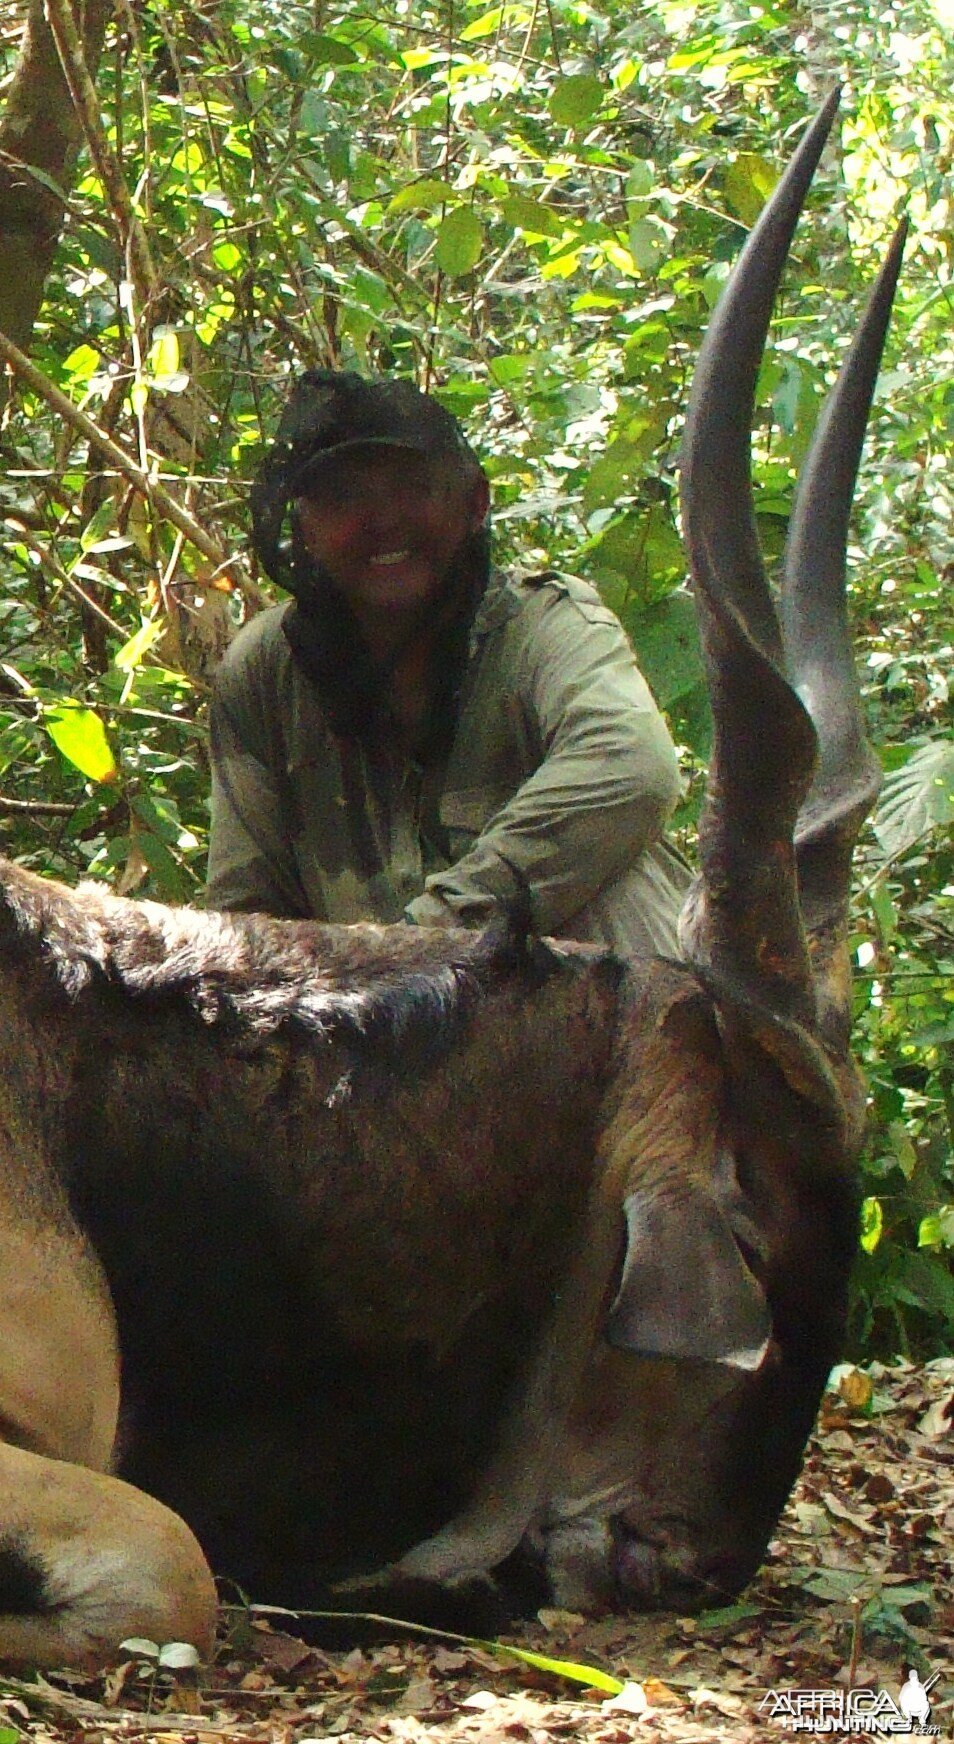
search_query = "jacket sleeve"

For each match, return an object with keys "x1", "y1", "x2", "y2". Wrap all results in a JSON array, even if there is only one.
[
  {"x1": 205, "y1": 622, "x2": 312, "y2": 919},
  {"x1": 405, "y1": 583, "x2": 682, "y2": 934}
]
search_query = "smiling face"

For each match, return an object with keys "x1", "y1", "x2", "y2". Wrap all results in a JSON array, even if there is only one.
[{"x1": 295, "y1": 446, "x2": 489, "y2": 631}]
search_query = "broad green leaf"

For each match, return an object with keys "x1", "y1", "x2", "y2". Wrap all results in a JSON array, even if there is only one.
[
  {"x1": 488, "y1": 353, "x2": 530, "y2": 386},
  {"x1": 460, "y1": 7, "x2": 530, "y2": 40},
  {"x1": 860, "y1": 1196, "x2": 884, "y2": 1254},
  {"x1": 115, "y1": 618, "x2": 164, "y2": 672},
  {"x1": 435, "y1": 206, "x2": 483, "y2": 276},
  {"x1": 628, "y1": 592, "x2": 706, "y2": 708},
  {"x1": 724, "y1": 153, "x2": 778, "y2": 225},
  {"x1": 136, "y1": 828, "x2": 188, "y2": 899},
  {"x1": 389, "y1": 179, "x2": 457, "y2": 215},
  {"x1": 696, "y1": 1600, "x2": 764, "y2": 1626},
  {"x1": 401, "y1": 47, "x2": 444, "y2": 69},
  {"x1": 0, "y1": 1728, "x2": 21, "y2": 1743},
  {"x1": 487, "y1": 1641, "x2": 623, "y2": 1694},
  {"x1": 918, "y1": 1205, "x2": 954, "y2": 1249},
  {"x1": 45, "y1": 704, "x2": 119, "y2": 785},
  {"x1": 299, "y1": 32, "x2": 359, "y2": 65},
  {"x1": 148, "y1": 326, "x2": 180, "y2": 378},
  {"x1": 582, "y1": 437, "x2": 651, "y2": 514},
  {"x1": 80, "y1": 497, "x2": 121, "y2": 552},
  {"x1": 625, "y1": 161, "x2": 654, "y2": 202},
  {"x1": 324, "y1": 130, "x2": 350, "y2": 183},
  {"x1": 549, "y1": 74, "x2": 604, "y2": 129},
  {"x1": 499, "y1": 194, "x2": 566, "y2": 239},
  {"x1": 213, "y1": 240, "x2": 242, "y2": 272},
  {"x1": 299, "y1": 91, "x2": 328, "y2": 135},
  {"x1": 873, "y1": 738, "x2": 954, "y2": 856},
  {"x1": 892, "y1": 1251, "x2": 954, "y2": 1321},
  {"x1": 63, "y1": 343, "x2": 100, "y2": 384},
  {"x1": 628, "y1": 216, "x2": 668, "y2": 275}
]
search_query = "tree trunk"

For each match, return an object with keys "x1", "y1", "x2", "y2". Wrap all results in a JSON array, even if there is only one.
[{"x1": 0, "y1": 0, "x2": 112, "y2": 405}]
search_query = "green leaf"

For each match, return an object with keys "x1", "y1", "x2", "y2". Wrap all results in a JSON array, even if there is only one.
[
  {"x1": 892, "y1": 1251, "x2": 954, "y2": 1320},
  {"x1": 62, "y1": 343, "x2": 101, "y2": 385},
  {"x1": 873, "y1": 737, "x2": 954, "y2": 856},
  {"x1": 724, "y1": 153, "x2": 778, "y2": 225},
  {"x1": 435, "y1": 206, "x2": 483, "y2": 276},
  {"x1": 697, "y1": 1600, "x2": 764, "y2": 1626},
  {"x1": 213, "y1": 240, "x2": 242, "y2": 272},
  {"x1": 549, "y1": 74, "x2": 604, "y2": 129},
  {"x1": 860, "y1": 1195, "x2": 884, "y2": 1254},
  {"x1": 628, "y1": 216, "x2": 668, "y2": 275},
  {"x1": 324, "y1": 130, "x2": 350, "y2": 183},
  {"x1": 136, "y1": 829, "x2": 188, "y2": 899},
  {"x1": 115, "y1": 618, "x2": 164, "y2": 673},
  {"x1": 870, "y1": 879, "x2": 897, "y2": 946},
  {"x1": 918, "y1": 1205, "x2": 954, "y2": 1250},
  {"x1": 460, "y1": 7, "x2": 520, "y2": 41},
  {"x1": 886, "y1": 1119, "x2": 917, "y2": 1182},
  {"x1": 45, "y1": 704, "x2": 119, "y2": 785},
  {"x1": 499, "y1": 194, "x2": 566, "y2": 239},
  {"x1": 148, "y1": 326, "x2": 180, "y2": 378},
  {"x1": 487, "y1": 1642, "x2": 623, "y2": 1694},
  {"x1": 389, "y1": 179, "x2": 457, "y2": 215},
  {"x1": 628, "y1": 593, "x2": 705, "y2": 708},
  {"x1": 299, "y1": 32, "x2": 360, "y2": 65},
  {"x1": 625, "y1": 162, "x2": 654, "y2": 202}
]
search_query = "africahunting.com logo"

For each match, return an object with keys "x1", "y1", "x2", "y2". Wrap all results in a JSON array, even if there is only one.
[{"x1": 759, "y1": 1667, "x2": 942, "y2": 1734}]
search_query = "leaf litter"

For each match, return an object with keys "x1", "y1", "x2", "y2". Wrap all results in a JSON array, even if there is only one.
[{"x1": 2, "y1": 1361, "x2": 950, "y2": 1744}]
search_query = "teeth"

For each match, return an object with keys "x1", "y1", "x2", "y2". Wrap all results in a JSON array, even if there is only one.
[{"x1": 369, "y1": 549, "x2": 411, "y2": 567}]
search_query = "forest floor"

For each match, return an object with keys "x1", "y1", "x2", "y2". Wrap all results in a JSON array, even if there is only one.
[{"x1": 4, "y1": 1361, "x2": 952, "y2": 1744}]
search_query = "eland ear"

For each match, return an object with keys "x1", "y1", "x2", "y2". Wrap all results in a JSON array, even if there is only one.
[{"x1": 606, "y1": 1185, "x2": 771, "y2": 1370}]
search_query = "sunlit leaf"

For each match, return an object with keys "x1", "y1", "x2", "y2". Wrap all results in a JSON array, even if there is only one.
[
  {"x1": 148, "y1": 326, "x2": 180, "y2": 378},
  {"x1": 724, "y1": 152, "x2": 778, "y2": 225},
  {"x1": 115, "y1": 618, "x2": 165, "y2": 672},
  {"x1": 45, "y1": 704, "x2": 119, "y2": 785},
  {"x1": 918, "y1": 1206, "x2": 954, "y2": 1250},
  {"x1": 860, "y1": 1196, "x2": 884, "y2": 1253},
  {"x1": 486, "y1": 1641, "x2": 623, "y2": 1694},
  {"x1": 873, "y1": 738, "x2": 954, "y2": 856},
  {"x1": 63, "y1": 343, "x2": 100, "y2": 384}
]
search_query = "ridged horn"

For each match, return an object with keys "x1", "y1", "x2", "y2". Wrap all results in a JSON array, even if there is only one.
[
  {"x1": 679, "y1": 91, "x2": 842, "y2": 1023},
  {"x1": 783, "y1": 219, "x2": 907, "y2": 1046}
]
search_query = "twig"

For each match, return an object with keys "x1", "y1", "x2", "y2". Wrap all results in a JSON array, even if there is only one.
[
  {"x1": 0, "y1": 794, "x2": 76, "y2": 814},
  {"x1": 44, "y1": 0, "x2": 158, "y2": 306},
  {"x1": 0, "y1": 1672, "x2": 239, "y2": 1734},
  {"x1": 846, "y1": 1592, "x2": 863, "y2": 1686},
  {"x1": 5, "y1": 518, "x2": 129, "y2": 639},
  {"x1": 0, "y1": 326, "x2": 230, "y2": 572}
]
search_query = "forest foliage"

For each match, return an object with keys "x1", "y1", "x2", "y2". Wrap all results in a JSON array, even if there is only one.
[{"x1": 0, "y1": 0, "x2": 950, "y2": 1354}]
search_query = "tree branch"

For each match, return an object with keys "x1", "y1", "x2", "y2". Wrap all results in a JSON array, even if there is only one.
[
  {"x1": 0, "y1": 326, "x2": 231, "y2": 573},
  {"x1": 43, "y1": 0, "x2": 158, "y2": 306}
]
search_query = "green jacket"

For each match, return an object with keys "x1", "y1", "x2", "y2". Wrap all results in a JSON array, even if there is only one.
[{"x1": 206, "y1": 568, "x2": 692, "y2": 957}]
